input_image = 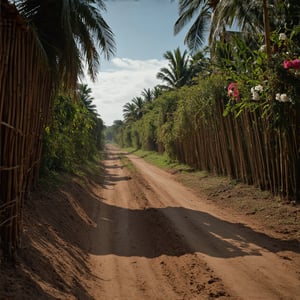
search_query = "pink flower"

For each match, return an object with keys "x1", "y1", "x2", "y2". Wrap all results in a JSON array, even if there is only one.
[
  {"x1": 283, "y1": 60, "x2": 293, "y2": 69},
  {"x1": 283, "y1": 59, "x2": 300, "y2": 70},
  {"x1": 292, "y1": 59, "x2": 300, "y2": 70},
  {"x1": 228, "y1": 82, "x2": 239, "y2": 101}
]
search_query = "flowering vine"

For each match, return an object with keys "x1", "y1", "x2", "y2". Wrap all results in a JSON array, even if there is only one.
[
  {"x1": 227, "y1": 82, "x2": 239, "y2": 101},
  {"x1": 283, "y1": 58, "x2": 300, "y2": 70},
  {"x1": 275, "y1": 93, "x2": 291, "y2": 103},
  {"x1": 250, "y1": 84, "x2": 263, "y2": 101}
]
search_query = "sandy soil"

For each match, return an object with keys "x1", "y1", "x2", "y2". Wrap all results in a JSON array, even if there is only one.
[{"x1": 1, "y1": 144, "x2": 299, "y2": 299}]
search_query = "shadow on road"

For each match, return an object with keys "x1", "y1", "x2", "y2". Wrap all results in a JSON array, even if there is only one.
[
  {"x1": 48, "y1": 167, "x2": 300, "y2": 260},
  {"x1": 88, "y1": 199, "x2": 299, "y2": 259}
]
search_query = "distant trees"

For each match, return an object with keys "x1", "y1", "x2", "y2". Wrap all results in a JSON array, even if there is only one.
[
  {"x1": 122, "y1": 86, "x2": 164, "y2": 123},
  {"x1": 106, "y1": 120, "x2": 124, "y2": 142}
]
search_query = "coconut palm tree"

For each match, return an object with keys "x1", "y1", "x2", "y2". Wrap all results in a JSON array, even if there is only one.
[
  {"x1": 173, "y1": 0, "x2": 281, "y2": 52},
  {"x1": 210, "y1": 1, "x2": 300, "y2": 58},
  {"x1": 123, "y1": 96, "x2": 146, "y2": 122},
  {"x1": 141, "y1": 88, "x2": 153, "y2": 103},
  {"x1": 78, "y1": 83, "x2": 98, "y2": 116},
  {"x1": 156, "y1": 48, "x2": 191, "y2": 89},
  {"x1": 123, "y1": 102, "x2": 138, "y2": 122},
  {"x1": 209, "y1": 0, "x2": 268, "y2": 48},
  {"x1": 152, "y1": 86, "x2": 163, "y2": 99},
  {"x1": 132, "y1": 96, "x2": 145, "y2": 119},
  {"x1": 173, "y1": 0, "x2": 219, "y2": 52},
  {"x1": 189, "y1": 47, "x2": 211, "y2": 78},
  {"x1": 14, "y1": 0, "x2": 116, "y2": 87}
]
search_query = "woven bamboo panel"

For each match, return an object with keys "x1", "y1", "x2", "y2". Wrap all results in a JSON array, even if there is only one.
[{"x1": 0, "y1": 2, "x2": 53, "y2": 261}]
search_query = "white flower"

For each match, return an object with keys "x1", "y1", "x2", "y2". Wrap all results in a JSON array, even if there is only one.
[
  {"x1": 251, "y1": 85, "x2": 263, "y2": 101},
  {"x1": 254, "y1": 84, "x2": 263, "y2": 92},
  {"x1": 279, "y1": 33, "x2": 287, "y2": 41},
  {"x1": 275, "y1": 93, "x2": 281, "y2": 101},
  {"x1": 280, "y1": 94, "x2": 289, "y2": 102},
  {"x1": 275, "y1": 93, "x2": 291, "y2": 103},
  {"x1": 259, "y1": 45, "x2": 266, "y2": 52},
  {"x1": 251, "y1": 87, "x2": 261, "y2": 101},
  {"x1": 252, "y1": 91, "x2": 260, "y2": 101}
]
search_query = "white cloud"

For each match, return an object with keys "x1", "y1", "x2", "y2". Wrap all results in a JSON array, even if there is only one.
[{"x1": 83, "y1": 57, "x2": 167, "y2": 126}]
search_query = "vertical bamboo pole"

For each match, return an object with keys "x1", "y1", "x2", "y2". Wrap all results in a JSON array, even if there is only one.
[{"x1": 295, "y1": 103, "x2": 300, "y2": 201}]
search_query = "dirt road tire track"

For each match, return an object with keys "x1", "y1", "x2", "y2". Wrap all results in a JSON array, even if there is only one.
[{"x1": 88, "y1": 145, "x2": 300, "y2": 300}]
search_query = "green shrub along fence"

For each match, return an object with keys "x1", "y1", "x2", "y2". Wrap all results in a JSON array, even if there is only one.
[{"x1": 172, "y1": 97, "x2": 299, "y2": 201}]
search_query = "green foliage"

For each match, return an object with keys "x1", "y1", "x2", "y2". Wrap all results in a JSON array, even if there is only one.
[
  {"x1": 16, "y1": 0, "x2": 115, "y2": 88},
  {"x1": 152, "y1": 91, "x2": 179, "y2": 158},
  {"x1": 139, "y1": 112, "x2": 158, "y2": 151},
  {"x1": 218, "y1": 29, "x2": 300, "y2": 128},
  {"x1": 111, "y1": 38, "x2": 299, "y2": 199},
  {"x1": 41, "y1": 92, "x2": 104, "y2": 174},
  {"x1": 175, "y1": 74, "x2": 225, "y2": 133}
]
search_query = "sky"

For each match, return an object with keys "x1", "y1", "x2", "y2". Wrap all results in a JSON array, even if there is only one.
[{"x1": 83, "y1": 0, "x2": 188, "y2": 126}]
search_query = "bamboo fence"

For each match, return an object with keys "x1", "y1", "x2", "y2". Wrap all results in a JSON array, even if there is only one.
[
  {"x1": 173, "y1": 98, "x2": 299, "y2": 201},
  {"x1": 0, "y1": 2, "x2": 53, "y2": 261}
]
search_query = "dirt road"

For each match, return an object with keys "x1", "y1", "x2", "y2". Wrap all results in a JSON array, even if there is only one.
[{"x1": 87, "y1": 145, "x2": 300, "y2": 300}]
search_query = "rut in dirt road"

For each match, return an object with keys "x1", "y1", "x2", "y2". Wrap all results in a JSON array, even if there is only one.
[{"x1": 87, "y1": 146, "x2": 300, "y2": 300}]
